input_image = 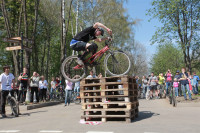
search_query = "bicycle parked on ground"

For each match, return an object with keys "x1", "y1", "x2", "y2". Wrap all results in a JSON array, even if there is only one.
[
  {"x1": 71, "y1": 91, "x2": 81, "y2": 104},
  {"x1": 168, "y1": 83, "x2": 177, "y2": 107},
  {"x1": 0, "y1": 90, "x2": 19, "y2": 117},
  {"x1": 61, "y1": 37, "x2": 131, "y2": 82}
]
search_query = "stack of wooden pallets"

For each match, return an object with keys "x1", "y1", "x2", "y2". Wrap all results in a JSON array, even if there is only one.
[{"x1": 80, "y1": 75, "x2": 139, "y2": 123}]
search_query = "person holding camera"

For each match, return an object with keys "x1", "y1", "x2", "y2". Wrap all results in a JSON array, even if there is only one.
[
  {"x1": 30, "y1": 72, "x2": 40, "y2": 104},
  {"x1": 165, "y1": 69, "x2": 173, "y2": 94}
]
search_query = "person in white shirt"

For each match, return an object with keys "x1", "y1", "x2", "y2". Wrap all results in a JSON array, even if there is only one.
[
  {"x1": 39, "y1": 76, "x2": 48, "y2": 102},
  {"x1": 0, "y1": 65, "x2": 15, "y2": 117},
  {"x1": 86, "y1": 70, "x2": 97, "y2": 79},
  {"x1": 65, "y1": 78, "x2": 73, "y2": 106},
  {"x1": 30, "y1": 72, "x2": 40, "y2": 103}
]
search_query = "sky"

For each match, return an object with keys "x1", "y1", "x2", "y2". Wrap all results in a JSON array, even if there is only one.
[{"x1": 124, "y1": 0, "x2": 163, "y2": 63}]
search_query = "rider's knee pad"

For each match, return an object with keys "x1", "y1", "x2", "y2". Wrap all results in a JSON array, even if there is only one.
[{"x1": 87, "y1": 42, "x2": 98, "y2": 54}]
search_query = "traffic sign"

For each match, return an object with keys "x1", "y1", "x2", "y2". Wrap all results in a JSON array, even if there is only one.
[
  {"x1": 3, "y1": 38, "x2": 21, "y2": 43},
  {"x1": 3, "y1": 37, "x2": 33, "y2": 44},
  {"x1": 5, "y1": 46, "x2": 22, "y2": 51},
  {"x1": 5, "y1": 45, "x2": 32, "y2": 52}
]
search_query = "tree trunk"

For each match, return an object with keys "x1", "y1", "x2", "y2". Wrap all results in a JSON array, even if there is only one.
[
  {"x1": 1, "y1": 0, "x2": 19, "y2": 76},
  {"x1": 46, "y1": 35, "x2": 51, "y2": 81},
  {"x1": 23, "y1": 0, "x2": 30, "y2": 73},
  {"x1": 32, "y1": 0, "x2": 40, "y2": 72}
]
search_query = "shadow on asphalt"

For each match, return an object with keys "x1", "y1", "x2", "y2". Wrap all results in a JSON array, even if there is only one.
[
  {"x1": 0, "y1": 110, "x2": 48, "y2": 119},
  {"x1": 133, "y1": 111, "x2": 160, "y2": 122}
]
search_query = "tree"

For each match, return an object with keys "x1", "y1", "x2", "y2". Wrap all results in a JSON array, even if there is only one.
[
  {"x1": 148, "y1": 0, "x2": 200, "y2": 72},
  {"x1": 150, "y1": 42, "x2": 184, "y2": 75}
]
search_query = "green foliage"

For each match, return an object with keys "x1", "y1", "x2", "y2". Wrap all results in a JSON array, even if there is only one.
[
  {"x1": 148, "y1": 0, "x2": 200, "y2": 72},
  {"x1": 0, "y1": 0, "x2": 149, "y2": 81},
  {"x1": 150, "y1": 42, "x2": 184, "y2": 75}
]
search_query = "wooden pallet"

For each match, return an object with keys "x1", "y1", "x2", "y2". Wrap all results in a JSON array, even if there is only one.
[
  {"x1": 81, "y1": 108, "x2": 138, "y2": 123},
  {"x1": 80, "y1": 75, "x2": 136, "y2": 85},
  {"x1": 81, "y1": 96, "x2": 138, "y2": 104},
  {"x1": 80, "y1": 89, "x2": 138, "y2": 98},
  {"x1": 81, "y1": 101, "x2": 138, "y2": 110},
  {"x1": 80, "y1": 82, "x2": 137, "y2": 90}
]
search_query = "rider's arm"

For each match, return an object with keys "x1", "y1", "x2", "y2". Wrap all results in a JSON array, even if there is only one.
[
  {"x1": 94, "y1": 37, "x2": 110, "y2": 42},
  {"x1": 93, "y1": 22, "x2": 112, "y2": 35}
]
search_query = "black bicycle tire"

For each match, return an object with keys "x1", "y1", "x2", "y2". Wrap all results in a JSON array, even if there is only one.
[
  {"x1": 61, "y1": 55, "x2": 87, "y2": 82},
  {"x1": 9, "y1": 96, "x2": 19, "y2": 117},
  {"x1": 172, "y1": 88, "x2": 177, "y2": 107},
  {"x1": 104, "y1": 50, "x2": 131, "y2": 76}
]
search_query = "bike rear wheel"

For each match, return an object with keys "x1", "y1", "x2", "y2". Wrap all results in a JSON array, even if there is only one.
[
  {"x1": 104, "y1": 50, "x2": 131, "y2": 76},
  {"x1": 61, "y1": 56, "x2": 87, "y2": 82},
  {"x1": 8, "y1": 96, "x2": 19, "y2": 117}
]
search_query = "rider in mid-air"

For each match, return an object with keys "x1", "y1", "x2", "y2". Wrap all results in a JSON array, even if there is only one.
[{"x1": 70, "y1": 22, "x2": 112, "y2": 66}]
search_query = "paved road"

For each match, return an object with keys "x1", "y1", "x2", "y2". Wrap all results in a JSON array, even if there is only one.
[{"x1": 0, "y1": 99, "x2": 200, "y2": 133}]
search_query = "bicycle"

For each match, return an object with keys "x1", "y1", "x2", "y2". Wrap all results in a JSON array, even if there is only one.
[
  {"x1": 61, "y1": 37, "x2": 131, "y2": 82},
  {"x1": 168, "y1": 83, "x2": 177, "y2": 107},
  {"x1": 0, "y1": 90, "x2": 19, "y2": 117},
  {"x1": 71, "y1": 91, "x2": 81, "y2": 104}
]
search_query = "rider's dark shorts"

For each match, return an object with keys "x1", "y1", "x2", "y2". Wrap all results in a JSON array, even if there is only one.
[
  {"x1": 150, "y1": 85, "x2": 157, "y2": 90},
  {"x1": 70, "y1": 41, "x2": 86, "y2": 51}
]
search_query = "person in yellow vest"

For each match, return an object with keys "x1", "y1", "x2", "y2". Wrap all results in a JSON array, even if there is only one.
[{"x1": 157, "y1": 73, "x2": 165, "y2": 98}]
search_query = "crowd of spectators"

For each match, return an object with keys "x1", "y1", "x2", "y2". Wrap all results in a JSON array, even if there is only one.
[{"x1": 138, "y1": 68, "x2": 199, "y2": 100}]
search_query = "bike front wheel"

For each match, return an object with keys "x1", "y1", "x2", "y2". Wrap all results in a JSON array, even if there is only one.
[
  {"x1": 104, "y1": 50, "x2": 131, "y2": 76},
  {"x1": 61, "y1": 56, "x2": 87, "y2": 82}
]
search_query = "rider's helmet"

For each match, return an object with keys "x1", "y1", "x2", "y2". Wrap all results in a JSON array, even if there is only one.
[{"x1": 98, "y1": 27, "x2": 104, "y2": 36}]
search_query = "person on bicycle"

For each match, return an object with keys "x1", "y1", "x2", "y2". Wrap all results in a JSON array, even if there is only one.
[
  {"x1": 0, "y1": 65, "x2": 15, "y2": 118},
  {"x1": 70, "y1": 22, "x2": 112, "y2": 66}
]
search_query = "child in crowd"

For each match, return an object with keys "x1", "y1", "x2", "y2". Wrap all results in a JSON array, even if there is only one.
[{"x1": 173, "y1": 78, "x2": 179, "y2": 97}]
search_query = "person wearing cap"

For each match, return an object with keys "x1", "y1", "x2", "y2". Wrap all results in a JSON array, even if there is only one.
[
  {"x1": 0, "y1": 65, "x2": 15, "y2": 118},
  {"x1": 174, "y1": 70, "x2": 181, "y2": 96},
  {"x1": 70, "y1": 22, "x2": 112, "y2": 66}
]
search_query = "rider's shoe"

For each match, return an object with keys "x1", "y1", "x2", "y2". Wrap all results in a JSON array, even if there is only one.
[{"x1": 73, "y1": 65, "x2": 84, "y2": 69}]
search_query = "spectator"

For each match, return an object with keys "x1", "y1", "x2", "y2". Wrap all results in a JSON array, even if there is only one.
[
  {"x1": 165, "y1": 69, "x2": 173, "y2": 94},
  {"x1": 179, "y1": 68, "x2": 192, "y2": 100},
  {"x1": 0, "y1": 65, "x2": 15, "y2": 118},
  {"x1": 98, "y1": 73, "x2": 103, "y2": 78},
  {"x1": 173, "y1": 78, "x2": 179, "y2": 97},
  {"x1": 174, "y1": 70, "x2": 181, "y2": 96},
  {"x1": 73, "y1": 75, "x2": 80, "y2": 98},
  {"x1": 149, "y1": 72, "x2": 158, "y2": 99},
  {"x1": 193, "y1": 72, "x2": 199, "y2": 95},
  {"x1": 157, "y1": 73, "x2": 165, "y2": 98},
  {"x1": 18, "y1": 67, "x2": 29, "y2": 104},
  {"x1": 50, "y1": 77, "x2": 56, "y2": 100},
  {"x1": 30, "y1": 72, "x2": 40, "y2": 104},
  {"x1": 142, "y1": 76, "x2": 148, "y2": 98},
  {"x1": 86, "y1": 70, "x2": 97, "y2": 78},
  {"x1": 65, "y1": 77, "x2": 73, "y2": 106},
  {"x1": 191, "y1": 75, "x2": 198, "y2": 95},
  {"x1": 39, "y1": 76, "x2": 48, "y2": 102}
]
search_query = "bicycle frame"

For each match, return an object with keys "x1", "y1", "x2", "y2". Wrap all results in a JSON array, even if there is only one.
[{"x1": 83, "y1": 45, "x2": 110, "y2": 65}]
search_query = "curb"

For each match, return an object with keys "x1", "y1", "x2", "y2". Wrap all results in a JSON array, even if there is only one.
[{"x1": 27, "y1": 101, "x2": 64, "y2": 110}]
